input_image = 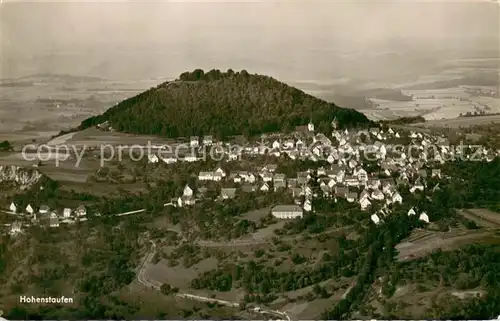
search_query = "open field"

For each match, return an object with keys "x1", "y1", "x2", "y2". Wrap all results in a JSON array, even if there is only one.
[
  {"x1": 0, "y1": 151, "x2": 100, "y2": 182},
  {"x1": 395, "y1": 228, "x2": 500, "y2": 262},
  {"x1": 0, "y1": 131, "x2": 59, "y2": 148},
  {"x1": 50, "y1": 128, "x2": 178, "y2": 148},
  {"x1": 145, "y1": 256, "x2": 219, "y2": 290},
  {"x1": 364, "y1": 94, "x2": 500, "y2": 122},
  {"x1": 362, "y1": 283, "x2": 487, "y2": 319},
  {"x1": 456, "y1": 208, "x2": 500, "y2": 227},
  {"x1": 275, "y1": 278, "x2": 353, "y2": 319},
  {"x1": 0, "y1": 76, "x2": 158, "y2": 134},
  {"x1": 412, "y1": 114, "x2": 500, "y2": 128},
  {"x1": 120, "y1": 285, "x2": 254, "y2": 319}
]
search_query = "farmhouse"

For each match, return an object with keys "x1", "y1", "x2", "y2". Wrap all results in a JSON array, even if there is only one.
[
  {"x1": 160, "y1": 153, "x2": 177, "y2": 164},
  {"x1": 50, "y1": 217, "x2": 60, "y2": 228},
  {"x1": 214, "y1": 167, "x2": 226, "y2": 177},
  {"x1": 431, "y1": 169, "x2": 442, "y2": 178},
  {"x1": 220, "y1": 188, "x2": 237, "y2": 200},
  {"x1": 39, "y1": 205, "x2": 50, "y2": 214},
  {"x1": 360, "y1": 198, "x2": 372, "y2": 210},
  {"x1": 177, "y1": 196, "x2": 195, "y2": 207},
  {"x1": 346, "y1": 192, "x2": 358, "y2": 203},
  {"x1": 241, "y1": 184, "x2": 257, "y2": 193},
  {"x1": 148, "y1": 154, "x2": 159, "y2": 163},
  {"x1": 76, "y1": 205, "x2": 87, "y2": 217},
  {"x1": 274, "y1": 181, "x2": 286, "y2": 191},
  {"x1": 303, "y1": 199, "x2": 312, "y2": 212},
  {"x1": 198, "y1": 171, "x2": 214, "y2": 181},
  {"x1": 184, "y1": 152, "x2": 198, "y2": 162},
  {"x1": 392, "y1": 192, "x2": 403, "y2": 204},
  {"x1": 9, "y1": 202, "x2": 17, "y2": 213},
  {"x1": 10, "y1": 221, "x2": 22, "y2": 235},
  {"x1": 63, "y1": 208, "x2": 72, "y2": 218},
  {"x1": 262, "y1": 172, "x2": 273, "y2": 182},
  {"x1": 203, "y1": 135, "x2": 213, "y2": 145},
  {"x1": 213, "y1": 171, "x2": 224, "y2": 181},
  {"x1": 190, "y1": 136, "x2": 199, "y2": 147},
  {"x1": 371, "y1": 214, "x2": 381, "y2": 225},
  {"x1": 25, "y1": 204, "x2": 34, "y2": 214},
  {"x1": 183, "y1": 185, "x2": 194, "y2": 197},
  {"x1": 419, "y1": 212, "x2": 430, "y2": 223},
  {"x1": 266, "y1": 164, "x2": 278, "y2": 172},
  {"x1": 271, "y1": 205, "x2": 304, "y2": 219}
]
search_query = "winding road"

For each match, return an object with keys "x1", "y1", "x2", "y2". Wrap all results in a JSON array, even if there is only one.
[{"x1": 137, "y1": 240, "x2": 291, "y2": 321}]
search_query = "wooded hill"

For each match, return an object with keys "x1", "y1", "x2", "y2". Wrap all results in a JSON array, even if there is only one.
[{"x1": 78, "y1": 69, "x2": 373, "y2": 139}]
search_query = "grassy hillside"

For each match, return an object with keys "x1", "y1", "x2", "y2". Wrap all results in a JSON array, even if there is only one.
[{"x1": 78, "y1": 69, "x2": 373, "y2": 138}]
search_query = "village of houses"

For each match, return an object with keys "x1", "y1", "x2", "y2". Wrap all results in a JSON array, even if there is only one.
[{"x1": 4, "y1": 118, "x2": 500, "y2": 237}]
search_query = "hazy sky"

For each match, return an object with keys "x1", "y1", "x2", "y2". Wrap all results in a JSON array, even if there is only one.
[{"x1": 1, "y1": 0, "x2": 498, "y2": 80}]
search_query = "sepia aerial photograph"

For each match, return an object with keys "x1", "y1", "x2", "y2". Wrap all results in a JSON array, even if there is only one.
[{"x1": 0, "y1": 0, "x2": 499, "y2": 319}]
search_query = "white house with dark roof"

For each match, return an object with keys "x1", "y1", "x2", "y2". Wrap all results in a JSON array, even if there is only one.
[
  {"x1": 76, "y1": 205, "x2": 87, "y2": 217},
  {"x1": 273, "y1": 173, "x2": 286, "y2": 183},
  {"x1": 371, "y1": 214, "x2": 381, "y2": 225},
  {"x1": 360, "y1": 197, "x2": 372, "y2": 211},
  {"x1": 431, "y1": 169, "x2": 442, "y2": 178},
  {"x1": 50, "y1": 217, "x2": 60, "y2": 228},
  {"x1": 303, "y1": 199, "x2": 312, "y2": 212},
  {"x1": 272, "y1": 205, "x2": 303, "y2": 219},
  {"x1": 283, "y1": 139, "x2": 295, "y2": 149},
  {"x1": 203, "y1": 135, "x2": 213, "y2": 145},
  {"x1": 419, "y1": 212, "x2": 430, "y2": 223},
  {"x1": 245, "y1": 173, "x2": 256, "y2": 183},
  {"x1": 274, "y1": 181, "x2": 286, "y2": 191},
  {"x1": 261, "y1": 172, "x2": 273, "y2": 182},
  {"x1": 148, "y1": 154, "x2": 159, "y2": 163},
  {"x1": 371, "y1": 189, "x2": 385, "y2": 201},
  {"x1": 186, "y1": 152, "x2": 199, "y2": 162},
  {"x1": 183, "y1": 185, "x2": 193, "y2": 197},
  {"x1": 198, "y1": 171, "x2": 214, "y2": 181},
  {"x1": 190, "y1": 136, "x2": 199, "y2": 147},
  {"x1": 346, "y1": 192, "x2": 358, "y2": 203},
  {"x1": 25, "y1": 204, "x2": 34, "y2": 215},
  {"x1": 9, "y1": 221, "x2": 22, "y2": 235},
  {"x1": 63, "y1": 208, "x2": 72, "y2": 218},
  {"x1": 410, "y1": 178, "x2": 425, "y2": 193},
  {"x1": 355, "y1": 168, "x2": 368, "y2": 182},
  {"x1": 177, "y1": 196, "x2": 195, "y2": 207},
  {"x1": 160, "y1": 153, "x2": 177, "y2": 164},
  {"x1": 232, "y1": 173, "x2": 242, "y2": 183},
  {"x1": 214, "y1": 167, "x2": 226, "y2": 178},
  {"x1": 267, "y1": 164, "x2": 278, "y2": 172},
  {"x1": 39, "y1": 205, "x2": 50, "y2": 214},
  {"x1": 9, "y1": 202, "x2": 17, "y2": 213},
  {"x1": 391, "y1": 192, "x2": 403, "y2": 204},
  {"x1": 220, "y1": 188, "x2": 237, "y2": 200}
]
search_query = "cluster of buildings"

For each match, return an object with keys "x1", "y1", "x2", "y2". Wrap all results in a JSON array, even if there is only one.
[
  {"x1": 155, "y1": 120, "x2": 499, "y2": 224},
  {"x1": 5, "y1": 119, "x2": 500, "y2": 233},
  {"x1": 5, "y1": 203, "x2": 88, "y2": 236}
]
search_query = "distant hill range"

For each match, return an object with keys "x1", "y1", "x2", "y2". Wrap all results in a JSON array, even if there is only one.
[{"x1": 77, "y1": 69, "x2": 373, "y2": 139}]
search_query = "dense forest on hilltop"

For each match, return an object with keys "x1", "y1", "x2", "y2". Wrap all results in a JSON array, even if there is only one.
[{"x1": 78, "y1": 69, "x2": 372, "y2": 138}]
